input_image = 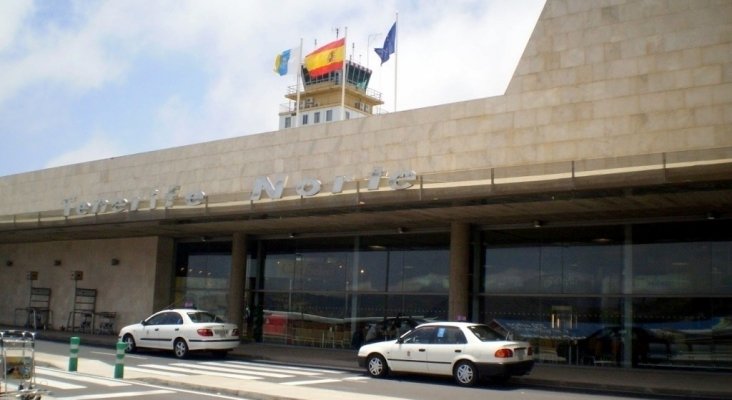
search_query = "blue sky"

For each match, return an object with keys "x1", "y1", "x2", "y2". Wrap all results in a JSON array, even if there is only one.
[{"x1": 0, "y1": 0, "x2": 545, "y2": 177}]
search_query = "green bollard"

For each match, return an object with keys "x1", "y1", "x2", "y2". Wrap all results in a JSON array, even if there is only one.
[
  {"x1": 114, "y1": 341, "x2": 125, "y2": 379},
  {"x1": 68, "y1": 336, "x2": 80, "y2": 372}
]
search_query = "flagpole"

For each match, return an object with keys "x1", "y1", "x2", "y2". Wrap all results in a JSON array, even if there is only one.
[
  {"x1": 341, "y1": 27, "x2": 348, "y2": 121},
  {"x1": 295, "y1": 38, "x2": 303, "y2": 128},
  {"x1": 394, "y1": 12, "x2": 398, "y2": 112}
]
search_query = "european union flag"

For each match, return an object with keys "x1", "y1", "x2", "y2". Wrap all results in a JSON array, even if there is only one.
[{"x1": 374, "y1": 22, "x2": 396, "y2": 65}]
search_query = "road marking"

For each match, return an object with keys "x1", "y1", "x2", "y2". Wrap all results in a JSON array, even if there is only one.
[
  {"x1": 34, "y1": 377, "x2": 86, "y2": 389},
  {"x1": 36, "y1": 368, "x2": 131, "y2": 387},
  {"x1": 281, "y1": 378, "x2": 343, "y2": 386},
  {"x1": 138, "y1": 364, "x2": 263, "y2": 380},
  {"x1": 52, "y1": 389, "x2": 174, "y2": 399},
  {"x1": 174, "y1": 362, "x2": 293, "y2": 378},
  {"x1": 202, "y1": 361, "x2": 322, "y2": 376},
  {"x1": 124, "y1": 366, "x2": 188, "y2": 377},
  {"x1": 343, "y1": 376, "x2": 371, "y2": 381},
  {"x1": 227, "y1": 360, "x2": 345, "y2": 374}
]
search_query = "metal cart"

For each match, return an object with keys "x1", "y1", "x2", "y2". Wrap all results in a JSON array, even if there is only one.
[{"x1": 1, "y1": 331, "x2": 47, "y2": 399}]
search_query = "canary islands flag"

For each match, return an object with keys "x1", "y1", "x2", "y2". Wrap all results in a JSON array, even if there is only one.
[
  {"x1": 274, "y1": 49, "x2": 292, "y2": 76},
  {"x1": 304, "y1": 37, "x2": 346, "y2": 78}
]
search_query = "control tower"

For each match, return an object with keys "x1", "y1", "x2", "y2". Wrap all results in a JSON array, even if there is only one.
[{"x1": 278, "y1": 60, "x2": 384, "y2": 129}]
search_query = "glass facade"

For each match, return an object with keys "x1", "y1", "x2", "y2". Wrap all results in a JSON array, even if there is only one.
[
  {"x1": 172, "y1": 220, "x2": 732, "y2": 372},
  {"x1": 247, "y1": 233, "x2": 449, "y2": 349},
  {"x1": 478, "y1": 221, "x2": 732, "y2": 370},
  {"x1": 174, "y1": 241, "x2": 232, "y2": 318}
]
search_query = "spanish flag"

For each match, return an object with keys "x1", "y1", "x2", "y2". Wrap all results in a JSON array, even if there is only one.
[{"x1": 304, "y1": 38, "x2": 345, "y2": 78}]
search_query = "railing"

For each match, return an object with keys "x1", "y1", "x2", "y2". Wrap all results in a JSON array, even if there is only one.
[{"x1": 286, "y1": 82, "x2": 382, "y2": 101}]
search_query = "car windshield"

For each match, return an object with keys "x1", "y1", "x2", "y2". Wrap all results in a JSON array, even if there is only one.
[
  {"x1": 467, "y1": 325, "x2": 504, "y2": 341},
  {"x1": 187, "y1": 311, "x2": 225, "y2": 323}
]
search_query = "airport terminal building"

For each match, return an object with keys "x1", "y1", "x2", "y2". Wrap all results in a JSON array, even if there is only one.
[{"x1": 1, "y1": 0, "x2": 731, "y2": 371}]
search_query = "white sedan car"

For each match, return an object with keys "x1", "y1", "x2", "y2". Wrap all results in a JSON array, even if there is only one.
[
  {"x1": 357, "y1": 321, "x2": 534, "y2": 386},
  {"x1": 118, "y1": 308, "x2": 240, "y2": 358}
]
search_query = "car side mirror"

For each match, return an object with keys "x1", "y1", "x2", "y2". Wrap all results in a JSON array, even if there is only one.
[
  {"x1": 397, "y1": 337, "x2": 404, "y2": 344},
  {"x1": 141, "y1": 320, "x2": 148, "y2": 326}
]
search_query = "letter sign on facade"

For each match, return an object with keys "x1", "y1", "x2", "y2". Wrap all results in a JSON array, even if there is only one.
[
  {"x1": 250, "y1": 176, "x2": 288, "y2": 201},
  {"x1": 111, "y1": 198, "x2": 129, "y2": 213},
  {"x1": 295, "y1": 178, "x2": 322, "y2": 197},
  {"x1": 389, "y1": 170, "x2": 417, "y2": 190},
  {"x1": 185, "y1": 191, "x2": 206, "y2": 206},
  {"x1": 54, "y1": 166, "x2": 418, "y2": 221}
]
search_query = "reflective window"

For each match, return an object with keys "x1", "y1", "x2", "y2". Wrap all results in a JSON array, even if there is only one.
[
  {"x1": 479, "y1": 296, "x2": 623, "y2": 364},
  {"x1": 634, "y1": 297, "x2": 732, "y2": 368},
  {"x1": 435, "y1": 326, "x2": 467, "y2": 344},
  {"x1": 478, "y1": 220, "x2": 732, "y2": 371},
  {"x1": 256, "y1": 233, "x2": 449, "y2": 348},
  {"x1": 468, "y1": 325, "x2": 503, "y2": 342},
  {"x1": 484, "y1": 242, "x2": 622, "y2": 294},
  {"x1": 388, "y1": 250, "x2": 449, "y2": 293},
  {"x1": 174, "y1": 241, "x2": 232, "y2": 317},
  {"x1": 633, "y1": 241, "x2": 732, "y2": 294},
  {"x1": 187, "y1": 311, "x2": 225, "y2": 323},
  {"x1": 356, "y1": 251, "x2": 388, "y2": 291},
  {"x1": 403, "y1": 326, "x2": 436, "y2": 344}
]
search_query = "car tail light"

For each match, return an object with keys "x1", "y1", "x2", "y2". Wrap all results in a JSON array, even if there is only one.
[
  {"x1": 495, "y1": 348, "x2": 514, "y2": 358},
  {"x1": 197, "y1": 328, "x2": 214, "y2": 337},
  {"x1": 232, "y1": 328, "x2": 240, "y2": 336},
  {"x1": 528, "y1": 346, "x2": 533, "y2": 355}
]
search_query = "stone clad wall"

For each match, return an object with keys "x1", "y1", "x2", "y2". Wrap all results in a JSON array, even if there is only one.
[
  {"x1": 0, "y1": 0, "x2": 730, "y2": 216},
  {"x1": 0, "y1": 237, "x2": 159, "y2": 328}
]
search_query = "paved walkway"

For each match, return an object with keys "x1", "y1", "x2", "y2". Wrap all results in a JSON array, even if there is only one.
[{"x1": 21, "y1": 329, "x2": 732, "y2": 399}]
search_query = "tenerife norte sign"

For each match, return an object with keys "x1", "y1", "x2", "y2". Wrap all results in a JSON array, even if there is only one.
[{"x1": 61, "y1": 167, "x2": 417, "y2": 218}]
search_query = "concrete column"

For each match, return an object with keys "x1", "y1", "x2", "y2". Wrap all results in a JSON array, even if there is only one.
[
  {"x1": 228, "y1": 233, "x2": 247, "y2": 331},
  {"x1": 449, "y1": 222, "x2": 470, "y2": 321},
  {"x1": 152, "y1": 237, "x2": 175, "y2": 312}
]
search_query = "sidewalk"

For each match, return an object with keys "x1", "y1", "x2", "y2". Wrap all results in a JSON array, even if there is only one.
[{"x1": 25, "y1": 329, "x2": 732, "y2": 400}]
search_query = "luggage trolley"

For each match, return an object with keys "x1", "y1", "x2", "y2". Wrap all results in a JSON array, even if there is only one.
[{"x1": 1, "y1": 331, "x2": 47, "y2": 400}]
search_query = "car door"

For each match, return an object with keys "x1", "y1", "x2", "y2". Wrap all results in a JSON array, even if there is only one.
[
  {"x1": 388, "y1": 326, "x2": 436, "y2": 374},
  {"x1": 426, "y1": 326, "x2": 468, "y2": 376},
  {"x1": 140, "y1": 312, "x2": 168, "y2": 349},
  {"x1": 155, "y1": 311, "x2": 184, "y2": 348}
]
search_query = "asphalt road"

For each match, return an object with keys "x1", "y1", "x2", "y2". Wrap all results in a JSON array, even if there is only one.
[{"x1": 32, "y1": 340, "x2": 654, "y2": 400}]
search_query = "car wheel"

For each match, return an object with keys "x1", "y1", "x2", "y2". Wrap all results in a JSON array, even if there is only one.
[
  {"x1": 453, "y1": 360, "x2": 478, "y2": 386},
  {"x1": 122, "y1": 334, "x2": 137, "y2": 353},
  {"x1": 173, "y1": 338, "x2": 189, "y2": 359},
  {"x1": 366, "y1": 354, "x2": 388, "y2": 378}
]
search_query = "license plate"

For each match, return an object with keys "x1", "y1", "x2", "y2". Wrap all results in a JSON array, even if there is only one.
[
  {"x1": 516, "y1": 348, "x2": 525, "y2": 360},
  {"x1": 214, "y1": 329, "x2": 227, "y2": 337}
]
